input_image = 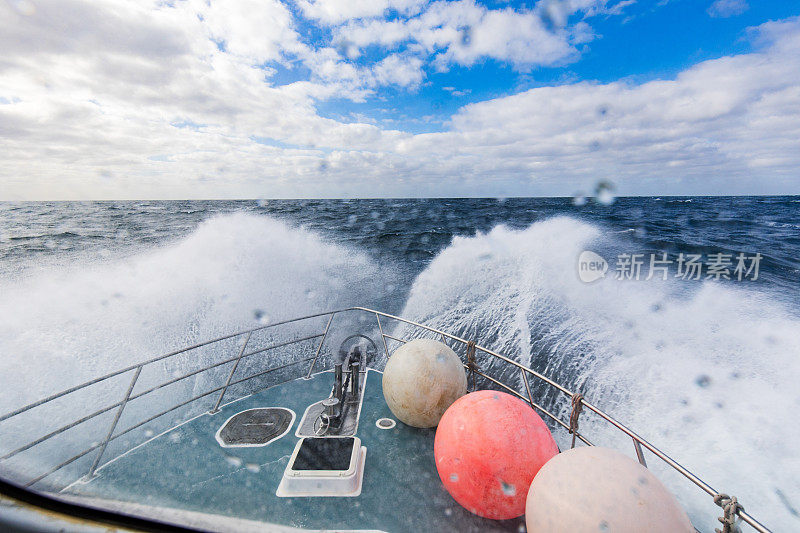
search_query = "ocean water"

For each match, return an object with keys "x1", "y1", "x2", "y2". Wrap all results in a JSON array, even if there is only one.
[{"x1": 0, "y1": 197, "x2": 799, "y2": 530}]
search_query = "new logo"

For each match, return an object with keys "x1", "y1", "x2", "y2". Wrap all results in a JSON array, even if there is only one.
[{"x1": 577, "y1": 251, "x2": 608, "y2": 283}]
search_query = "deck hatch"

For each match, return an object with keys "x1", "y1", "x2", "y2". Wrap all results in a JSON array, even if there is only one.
[
  {"x1": 292, "y1": 437, "x2": 355, "y2": 471},
  {"x1": 215, "y1": 407, "x2": 294, "y2": 447},
  {"x1": 277, "y1": 436, "x2": 366, "y2": 497}
]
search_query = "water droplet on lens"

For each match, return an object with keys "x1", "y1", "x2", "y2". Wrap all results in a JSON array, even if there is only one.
[
  {"x1": 572, "y1": 192, "x2": 587, "y2": 206},
  {"x1": 225, "y1": 456, "x2": 242, "y2": 468},
  {"x1": 500, "y1": 480, "x2": 516, "y2": 496},
  {"x1": 347, "y1": 214, "x2": 357, "y2": 225},
  {"x1": 256, "y1": 199, "x2": 268, "y2": 207},
  {"x1": 695, "y1": 375, "x2": 711, "y2": 388},
  {"x1": 450, "y1": 473, "x2": 459, "y2": 482},
  {"x1": 444, "y1": 508, "x2": 453, "y2": 516},
  {"x1": 144, "y1": 429, "x2": 154, "y2": 438},
  {"x1": 168, "y1": 432, "x2": 181, "y2": 443},
  {"x1": 594, "y1": 179, "x2": 616, "y2": 205},
  {"x1": 246, "y1": 463, "x2": 260, "y2": 473},
  {"x1": 253, "y1": 309, "x2": 269, "y2": 324}
]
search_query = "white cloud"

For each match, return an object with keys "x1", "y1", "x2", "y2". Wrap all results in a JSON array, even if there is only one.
[
  {"x1": 707, "y1": 0, "x2": 749, "y2": 19},
  {"x1": 397, "y1": 16, "x2": 800, "y2": 195},
  {"x1": 373, "y1": 55, "x2": 426, "y2": 88},
  {"x1": 0, "y1": 1, "x2": 798, "y2": 199},
  {"x1": 296, "y1": 0, "x2": 428, "y2": 25},
  {"x1": 335, "y1": 0, "x2": 589, "y2": 70},
  {"x1": 198, "y1": 0, "x2": 307, "y2": 63}
]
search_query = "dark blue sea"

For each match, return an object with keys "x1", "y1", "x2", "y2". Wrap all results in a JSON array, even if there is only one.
[{"x1": 0, "y1": 197, "x2": 798, "y2": 529}]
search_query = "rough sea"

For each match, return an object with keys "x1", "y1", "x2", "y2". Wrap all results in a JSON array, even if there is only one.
[{"x1": 0, "y1": 197, "x2": 799, "y2": 530}]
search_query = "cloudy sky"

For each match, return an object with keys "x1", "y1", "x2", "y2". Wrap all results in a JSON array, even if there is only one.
[{"x1": 1, "y1": 0, "x2": 798, "y2": 199}]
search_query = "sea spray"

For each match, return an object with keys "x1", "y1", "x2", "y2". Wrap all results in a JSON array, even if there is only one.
[
  {"x1": 0, "y1": 213, "x2": 394, "y2": 485},
  {"x1": 393, "y1": 216, "x2": 800, "y2": 529}
]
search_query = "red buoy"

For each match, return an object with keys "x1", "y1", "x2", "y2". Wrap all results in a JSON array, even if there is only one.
[{"x1": 434, "y1": 390, "x2": 558, "y2": 520}]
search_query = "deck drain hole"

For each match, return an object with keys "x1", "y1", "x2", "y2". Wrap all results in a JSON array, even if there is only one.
[{"x1": 376, "y1": 418, "x2": 396, "y2": 429}]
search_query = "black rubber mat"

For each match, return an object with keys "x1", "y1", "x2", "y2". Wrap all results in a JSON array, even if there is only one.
[
  {"x1": 218, "y1": 408, "x2": 292, "y2": 446},
  {"x1": 292, "y1": 437, "x2": 355, "y2": 471}
]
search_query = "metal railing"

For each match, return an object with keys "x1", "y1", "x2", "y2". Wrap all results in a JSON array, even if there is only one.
[
  {"x1": 354, "y1": 307, "x2": 770, "y2": 533},
  {"x1": 0, "y1": 310, "x2": 337, "y2": 488},
  {"x1": 0, "y1": 307, "x2": 770, "y2": 533}
]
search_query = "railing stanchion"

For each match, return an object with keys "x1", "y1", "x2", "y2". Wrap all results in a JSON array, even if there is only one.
[
  {"x1": 306, "y1": 313, "x2": 335, "y2": 378},
  {"x1": 375, "y1": 313, "x2": 389, "y2": 359},
  {"x1": 86, "y1": 365, "x2": 141, "y2": 479},
  {"x1": 633, "y1": 438, "x2": 648, "y2": 467},
  {"x1": 210, "y1": 331, "x2": 252, "y2": 413},
  {"x1": 520, "y1": 368, "x2": 535, "y2": 407}
]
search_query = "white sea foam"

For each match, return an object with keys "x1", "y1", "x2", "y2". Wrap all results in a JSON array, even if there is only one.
[
  {"x1": 1, "y1": 211, "x2": 797, "y2": 529},
  {"x1": 395, "y1": 216, "x2": 800, "y2": 530},
  {"x1": 0, "y1": 213, "x2": 385, "y2": 409}
]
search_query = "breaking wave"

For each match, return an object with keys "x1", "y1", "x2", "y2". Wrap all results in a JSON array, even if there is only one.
[
  {"x1": 395, "y1": 216, "x2": 800, "y2": 530},
  {"x1": 0, "y1": 212, "x2": 388, "y2": 409}
]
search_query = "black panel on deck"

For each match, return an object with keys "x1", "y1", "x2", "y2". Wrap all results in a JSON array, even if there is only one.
[
  {"x1": 292, "y1": 437, "x2": 355, "y2": 471},
  {"x1": 218, "y1": 408, "x2": 292, "y2": 446}
]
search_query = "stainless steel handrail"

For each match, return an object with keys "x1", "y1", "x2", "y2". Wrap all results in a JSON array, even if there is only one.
[
  {"x1": 0, "y1": 309, "x2": 342, "y2": 424},
  {"x1": 0, "y1": 308, "x2": 338, "y2": 487},
  {"x1": 354, "y1": 307, "x2": 771, "y2": 533},
  {"x1": 0, "y1": 306, "x2": 771, "y2": 532}
]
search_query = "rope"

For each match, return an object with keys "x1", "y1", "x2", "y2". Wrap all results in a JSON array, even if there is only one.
[
  {"x1": 714, "y1": 494, "x2": 743, "y2": 533},
  {"x1": 465, "y1": 341, "x2": 478, "y2": 392},
  {"x1": 568, "y1": 392, "x2": 584, "y2": 449}
]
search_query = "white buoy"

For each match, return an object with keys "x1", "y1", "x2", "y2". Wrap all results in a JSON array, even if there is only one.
[
  {"x1": 525, "y1": 446, "x2": 694, "y2": 532},
  {"x1": 382, "y1": 339, "x2": 467, "y2": 428}
]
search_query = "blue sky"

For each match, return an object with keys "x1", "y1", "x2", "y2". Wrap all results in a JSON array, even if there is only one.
[
  {"x1": 1, "y1": 0, "x2": 799, "y2": 198},
  {"x1": 310, "y1": 0, "x2": 799, "y2": 132}
]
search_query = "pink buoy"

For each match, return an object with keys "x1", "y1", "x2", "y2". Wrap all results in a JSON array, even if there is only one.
[
  {"x1": 525, "y1": 446, "x2": 694, "y2": 532},
  {"x1": 434, "y1": 390, "x2": 558, "y2": 520}
]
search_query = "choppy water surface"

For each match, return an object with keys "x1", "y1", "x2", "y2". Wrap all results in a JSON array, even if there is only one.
[{"x1": 0, "y1": 197, "x2": 799, "y2": 530}]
